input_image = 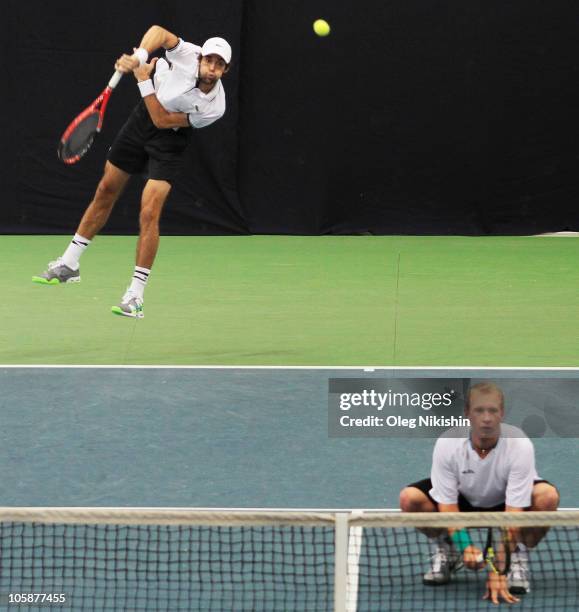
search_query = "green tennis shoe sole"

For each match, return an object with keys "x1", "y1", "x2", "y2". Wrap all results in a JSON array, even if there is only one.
[
  {"x1": 111, "y1": 306, "x2": 144, "y2": 319},
  {"x1": 31, "y1": 276, "x2": 60, "y2": 285}
]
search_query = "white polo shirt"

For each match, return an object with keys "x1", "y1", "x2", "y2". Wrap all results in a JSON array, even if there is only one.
[
  {"x1": 429, "y1": 424, "x2": 538, "y2": 509},
  {"x1": 152, "y1": 38, "x2": 226, "y2": 129}
]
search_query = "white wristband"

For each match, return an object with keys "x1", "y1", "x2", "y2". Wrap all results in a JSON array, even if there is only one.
[
  {"x1": 138, "y1": 79, "x2": 155, "y2": 98},
  {"x1": 134, "y1": 47, "x2": 149, "y2": 66}
]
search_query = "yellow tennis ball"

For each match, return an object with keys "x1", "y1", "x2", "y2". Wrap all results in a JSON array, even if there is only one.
[{"x1": 313, "y1": 19, "x2": 331, "y2": 37}]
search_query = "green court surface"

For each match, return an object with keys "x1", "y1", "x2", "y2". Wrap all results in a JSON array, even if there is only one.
[{"x1": 1, "y1": 235, "x2": 578, "y2": 366}]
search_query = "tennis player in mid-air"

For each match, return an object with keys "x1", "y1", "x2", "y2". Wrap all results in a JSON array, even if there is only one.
[
  {"x1": 399, "y1": 382, "x2": 559, "y2": 605},
  {"x1": 33, "y1": 25, "x2": 231, "y2": 318}
]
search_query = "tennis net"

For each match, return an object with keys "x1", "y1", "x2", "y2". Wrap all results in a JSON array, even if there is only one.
[{"x1": 0, "y1": 508, "x2": 576, "y2": 611}]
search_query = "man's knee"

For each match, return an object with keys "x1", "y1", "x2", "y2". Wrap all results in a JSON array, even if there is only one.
[
  {"x1": 400, "y1": 487, "x2": 435, "y2": 512},
  {"x1": 95, "y1": 180, "x2": 116, "y2": 201},
  {"x1": 95, "y1": 175, "x2": 123, "y2": 204},
  {"x1": 140, "y1": 181, "x2": 171, "y2": 227},
  {"x1": 144, "y1": 180, "x2": 171, "y2": 202},
  {"x1": 95, "y1": 162, "x2": 128, "y2": 203},
  {"x1": 139, "y1": 199, "x2": 166, "y2": 228},
  {"x1": 531, "y1": 483, "x2": 559, "y2": 511}
]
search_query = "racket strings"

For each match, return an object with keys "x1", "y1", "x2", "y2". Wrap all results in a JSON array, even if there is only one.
[{"x1": 59, "y1": 112, "x2": 100, "y2": 161}]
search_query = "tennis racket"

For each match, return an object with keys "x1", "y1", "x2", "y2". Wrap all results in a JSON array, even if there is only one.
[
  {"x1": 58, "y1": 71, "x2": 123, "y2": 165},
  {"x1": 482, "y1": 527, "x2": 511, "y2": 575}
]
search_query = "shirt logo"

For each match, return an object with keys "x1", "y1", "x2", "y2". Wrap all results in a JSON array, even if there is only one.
[{"x1": 461, "y1": 469, "x2": 475, "y2": 474}]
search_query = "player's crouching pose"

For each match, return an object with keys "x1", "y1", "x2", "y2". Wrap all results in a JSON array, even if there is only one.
[
  {"x1": 33, "y1": 25, "x2": 231, "y2": 318},
  {"x1": 399, "y1": 382, "x2": 559, "y2": 605}
]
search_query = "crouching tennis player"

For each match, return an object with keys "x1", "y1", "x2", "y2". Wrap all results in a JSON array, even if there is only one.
[
  {"x1": 33, "y1": 25, "x2": 231, "y2": 318},
  {"x1": 399, "y1": 382, "x2": 559, "y2": 605}
]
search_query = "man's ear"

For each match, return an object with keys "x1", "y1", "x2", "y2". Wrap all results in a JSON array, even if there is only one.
[{"x1": 223, "y1": 64, "x2": 230, "y2": 74}]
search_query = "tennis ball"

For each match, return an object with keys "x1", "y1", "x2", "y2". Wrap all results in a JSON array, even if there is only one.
[{"x1": 313, "y1": 19, "x2": 331, "y2": 37}]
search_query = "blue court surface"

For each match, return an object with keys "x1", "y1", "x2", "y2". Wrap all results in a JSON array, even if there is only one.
[{"x1": 0, "y1": 367, "x2": 577, "y2": 509}]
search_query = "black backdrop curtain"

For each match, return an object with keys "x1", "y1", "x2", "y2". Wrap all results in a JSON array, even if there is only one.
[{"x1": 3, "y1": 0, "x2": 579, "y2": 235}]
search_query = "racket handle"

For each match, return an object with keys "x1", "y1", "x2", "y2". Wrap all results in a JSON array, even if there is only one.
[{"x1": 108, "y1": 71, "x2": 123, "y2": 89}]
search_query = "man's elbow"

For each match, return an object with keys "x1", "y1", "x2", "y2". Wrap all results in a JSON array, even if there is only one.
[
  {"x1": 152, "y1": 113, "x2": 173, "y2": 129},
  {"x1": 149, "y1": 25, "x2": 164, "y2": 37},
  {"x1": 149, "y1": 25, "x2": 178, "y2": 50}
]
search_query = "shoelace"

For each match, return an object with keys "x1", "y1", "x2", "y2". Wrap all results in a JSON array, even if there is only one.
[
  {"x1": 121, "y1": 290, "x2": 143, "y2": 308},
  {"x1": 122, "y1": 289, "x2": 137, "y2": 302},
  {"x1": 48, "y1": 258, "x2": 64, "y2": 269}
]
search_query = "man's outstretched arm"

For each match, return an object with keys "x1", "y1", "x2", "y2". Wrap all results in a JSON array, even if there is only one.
[{"x1": 115, "y1": 25, "x2": 180, "y2": 73}]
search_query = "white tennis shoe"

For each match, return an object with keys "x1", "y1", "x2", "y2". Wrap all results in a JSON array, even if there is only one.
[
  {"x1": 508, "y1": 548, "x2": 530, "y2": 594},
  {"x1": 32, "y1": 258, "x2": 80, "y2": 285},
  {"x1": 111, "y1": 289, "x2": 144, "y2": 319},
  {"x1": 423, "y1": 537, "x2": 463, "y2": 585}
]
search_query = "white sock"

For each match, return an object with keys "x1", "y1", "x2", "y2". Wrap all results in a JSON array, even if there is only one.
[
  {"x1": 61, "y1": 233, "x2": 91, "y2": 270},
  {"x1": 128, "y1": 266, "x2": 150, "y2": 299}
]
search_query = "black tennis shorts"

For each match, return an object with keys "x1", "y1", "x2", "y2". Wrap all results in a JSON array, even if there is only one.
[
  {"x1": 407, "y1": 477, "x2": 557, "y2": 512},
  {"x1": 107, "y1": 101, "x2": 191, "y2": 183}
]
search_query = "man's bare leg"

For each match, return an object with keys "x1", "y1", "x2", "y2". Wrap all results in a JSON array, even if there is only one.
[
  {"x1": 400, "y1": 486, "x2": 443, "y2": 537},
  {"x1": 111, "y1": 179, "x2": 171, "y2": 318},
  {"x1": 77, "y1": 161, "x2": 131, "y2": 239},
  {"x1": 506, "y1": 483, "x2": 559, "y2": 596},
  {"x1": 33, "y1": 161, "x2": 130, "y2": 284},
  {"x1": 399, "y1": 487, "x2": 461, "y2": 585},
  {"x1": 135, "y1": 179, "x2": 172, "y2": 269},
  {"x1": 518, "y1": 482, "x2": 560, "y2": 548}
]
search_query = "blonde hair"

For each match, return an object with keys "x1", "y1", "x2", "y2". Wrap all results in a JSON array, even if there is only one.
[{"x1": 465, "y1": 382, "x2": 504, "y2": 411}]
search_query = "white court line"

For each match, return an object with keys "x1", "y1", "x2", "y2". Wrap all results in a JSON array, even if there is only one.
[
  {"x1": 534, "y1": 232, "x2": 579, "y2": 237},
  {"x1": 2, "y1": 506, "x2": 577, "y2": 512},
  {"x1": 1, "y1": 365, "x2": 579, "y2": 370}
]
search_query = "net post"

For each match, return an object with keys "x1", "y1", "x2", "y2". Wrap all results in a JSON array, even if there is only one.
[
  {"x1": 334, "y1": 512, "x2": 350, "y2": 612},
  {"x1": 346, "y1": 524, "x2": 363, "y2": 612}
]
